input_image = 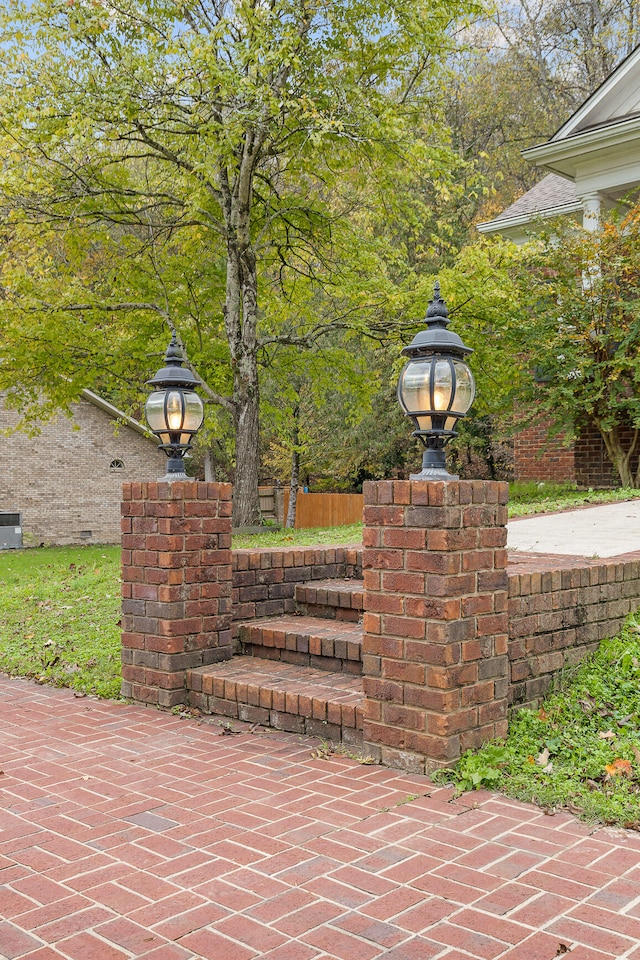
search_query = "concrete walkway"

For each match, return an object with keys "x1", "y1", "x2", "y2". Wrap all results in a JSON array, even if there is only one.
[
  {"x1": 508, "y1": 499, "x2": 640, "y2": 558},
  {"x1": 2, "y1": 675, "x2": 640, "y2": 960}
]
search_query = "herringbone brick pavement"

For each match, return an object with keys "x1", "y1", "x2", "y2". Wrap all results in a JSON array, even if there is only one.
[{"x1": 1, "y1": 676, "x2": 640, "y2": 959}]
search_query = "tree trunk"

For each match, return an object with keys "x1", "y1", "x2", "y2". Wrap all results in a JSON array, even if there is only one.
[
  {"x1": 222, "y1": 198, "x2": 262, "y2": 526},
  {"x1": 286, "y1": 442, "x2": 300, "y2": 529},
  {"x1": 232, "y1": 356, "x2": 262, "y2": 526},
  {"x1": 203, "y1": 448, "x2": 216, "y2": 482},
  {"x1": 597, "y1": 422, "x2": 639, "y2": 488}
]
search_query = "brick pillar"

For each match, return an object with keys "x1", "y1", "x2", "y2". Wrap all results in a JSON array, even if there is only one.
[
  {"x1": 362, "y1": 479, "x2": 509, "y2": 774},
  {"x1": 121, "y1": 481, "x2": 233, "y2": 708}
]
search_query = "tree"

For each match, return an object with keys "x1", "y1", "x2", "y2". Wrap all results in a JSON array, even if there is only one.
[
  {"x1": 0, "y1": 0, "x2": 479, "y2": 524},
  {"x1": 444, "y1": 0, "x2": 640, "y2": 222},
  {"x1": 511, "y1": 210, "x2": 640, "y2": 487}
]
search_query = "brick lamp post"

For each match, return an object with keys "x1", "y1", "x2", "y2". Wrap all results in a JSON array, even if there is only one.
[
  {"x1": 120, "y1": 335, "x2": 233, "y2": 708},
  {"x1": 363, "y1": 282, "x2": 509, "y2": 772}
]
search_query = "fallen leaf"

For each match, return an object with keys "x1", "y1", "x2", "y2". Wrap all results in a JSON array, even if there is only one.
[
  {"x1": 219, "y1": 725, "x2": 239, "y2": 736},
  {"x1": 538, "y1": 707, "x2": 549, "y2": 722},
  {"x1": 605, "y1": 758, "x2": 633, "y2": 778},
  {"x1": 536, "y1": 747, "x2": 550, "y2": 767},
  {"x1": 598, "y1": 729, "x2": 615, "y2": 740},
  {"x1": 632, "y1": 745, "x2": 640, "y2": 764},
  {"x1": 556, "y1": 943, "x2": 571, "y2": 955}
]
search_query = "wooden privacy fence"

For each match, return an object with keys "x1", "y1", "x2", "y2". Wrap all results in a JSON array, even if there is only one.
[{"x1": 282, "y1": 491, "x2": 364, "y2": 528}]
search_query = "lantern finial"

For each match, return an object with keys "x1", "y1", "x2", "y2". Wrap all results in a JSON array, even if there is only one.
[
  {"x1": 426, "y1": 281, "x2": 449, "y2": 324},
  {"x1": 165, "y1": 331, "x2": 183, "y2": 365}
]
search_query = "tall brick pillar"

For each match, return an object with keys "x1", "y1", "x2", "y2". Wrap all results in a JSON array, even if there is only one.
[
  {"x1": 362, "y1": 479, "x2": 509, "y2": 774},
  {"x1": 121, "y1": 481, "x2": 233, "y2": 708}
]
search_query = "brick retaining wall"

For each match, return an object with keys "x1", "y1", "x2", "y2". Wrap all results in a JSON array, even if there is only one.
[
  {"x1": 235, "y1": 542, "x2": 640, "y2": 713},
  {"x1": 121, "y1": 481, "x2": 640, "y2": 762},
  {"x1": 508, "y1": 549, "x2": 640, "y2": 709},
  {"x1": 231, "y1": 545, "x2": 361, "y2": 634}
]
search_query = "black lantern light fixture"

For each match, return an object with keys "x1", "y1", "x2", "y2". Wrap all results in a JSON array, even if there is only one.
[
  {"x1": 145, "y1": 333, "x2": 205, "y2": 479},
  {"x1": 397, "y1": 281, "x2": 475, "y2": 480}
]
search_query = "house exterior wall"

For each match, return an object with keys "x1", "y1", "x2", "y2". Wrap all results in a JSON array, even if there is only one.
[
  {"x1": 574, "y1": 421, "x2": 640, "y2": 488},
  {"x1": 513, "y1": 420, "x2": 576, "y2": 484},
  {"x1": 514, "y1": 416, "x2": 636, "y2": 488},
  {"x1": 0, "y1": 397, "x2": 164, "y2": 546}
]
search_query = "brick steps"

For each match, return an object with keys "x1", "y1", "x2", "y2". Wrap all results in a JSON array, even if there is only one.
[
  {"x1": 188, "y1": 574, "x2": 365, "y2": 744},
  {"x1": 294, "y1": 578, "x2": 363, "y2": 621},
  {"x1": 237, "y1": 614, "x2": 362, "y2": 674},
  {"x1": 187, "y1": 657, "x2": 364, "y2": 746}
]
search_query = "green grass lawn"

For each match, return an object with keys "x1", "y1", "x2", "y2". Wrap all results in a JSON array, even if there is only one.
[
  {"x1": 507, "y1": 481, "x2": 640, "y2": 517},
  {"x1": 0, "y1": 545, "x2": 123, "y2": 698},
  {"x1": 232, "y1": 521, "x2": 362, "y2": 548}
]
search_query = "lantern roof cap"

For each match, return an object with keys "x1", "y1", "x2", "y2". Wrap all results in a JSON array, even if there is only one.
[
  {"x1": 146, "y1": 332, "x2": 201, "y2": 388},
  {"x1": 401, "y1": 281, "x2": 473, "y2": 358}
]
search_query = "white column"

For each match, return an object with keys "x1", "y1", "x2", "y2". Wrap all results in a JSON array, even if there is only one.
[{"x1": 581, "y1": 193, "x2": 602, "y2": 232}]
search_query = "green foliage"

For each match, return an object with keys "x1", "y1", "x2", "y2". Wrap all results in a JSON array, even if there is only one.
[
  {"x1": 438, "y1": 238, "x2": 530, "y2": 421},
  {"x1": 0, "y1": 546, "x2": 122, "y2": 698},
  {"x1": 511, "y1": 209, "x2": 640, "y2": 487},
  {"x1": 0, "y1": 0, "x2": 484, "y2": 525},
  {"x1": 436, "y1": 614, "x2": 640, "y2": 828},
  {"x1": 436, "y1": 744, "x2": 507, "y2": 792}
]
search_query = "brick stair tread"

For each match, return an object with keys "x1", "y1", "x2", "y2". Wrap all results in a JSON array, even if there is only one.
[
  {"x1": 190, "y1": 657, "x2": 364, "y2": 731},
  {"x1": 295, "y1": 578, "x2": 363, "y2": 610},
  {"x1": 236, "y1": 614, "x2": 362, "y2": 667}
]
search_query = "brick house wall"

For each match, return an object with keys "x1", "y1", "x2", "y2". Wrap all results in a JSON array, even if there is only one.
[
  {"x1": 1, "y1": 394, "x2": 164, "y2": 546},
  {"x1": 513, "y1": 420, "x2": 575, "y2": 484},
  {"x1": 515, "y1": 417, "x2": 639, "y2": 488},
  {"x1": 574, "y1": 420, "x2": 640, "y2": 488}
]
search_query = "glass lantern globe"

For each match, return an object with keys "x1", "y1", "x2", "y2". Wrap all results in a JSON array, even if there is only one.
[
  {"x1": 145, "y1": 334, "x2": 205, "y2": 479},
  {"x1": 397, "y1": 282, "x2": 475, "y2": 480}
]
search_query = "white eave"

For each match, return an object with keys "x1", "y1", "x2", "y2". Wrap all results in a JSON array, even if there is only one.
[
  {"x1": 522, "y1": 116, "x2": 640, "y2": 179},
  {"x1": 476, "y1": 200, "x2": 583, "y2": 236},
  {"x1": 551, "y1": 45, "x2": 640, "y2": 141},
  {"x1": 81, "y1": 388, "x2": 155, "y2": 442}
]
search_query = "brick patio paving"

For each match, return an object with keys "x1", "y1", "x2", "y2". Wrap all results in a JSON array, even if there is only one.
[{"x1": 2, "y1": 675, "x2": 640, "y2": 960}]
